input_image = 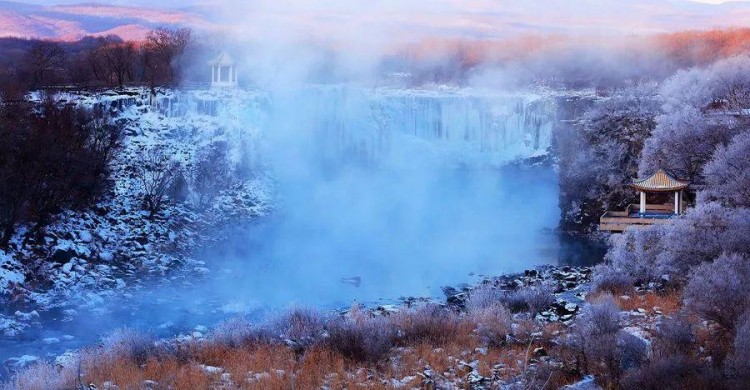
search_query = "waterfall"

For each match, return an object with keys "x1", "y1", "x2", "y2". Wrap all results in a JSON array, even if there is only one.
[
  {"x1": 92, "y1": 86, "x2": 559, "y2": 166},
  {"x1": 301, "y1": 86, "x2": 558, "y2": 165}
]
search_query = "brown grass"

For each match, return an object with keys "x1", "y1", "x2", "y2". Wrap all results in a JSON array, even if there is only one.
[
  {"x1": 7, "y1": 306, "x2": 573, "y2": 389},
  {"x1": 615, "y1": 290, "x2": 682, "y2": 315}
]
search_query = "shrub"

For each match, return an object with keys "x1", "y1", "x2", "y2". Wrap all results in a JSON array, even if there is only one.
[
  {"x1": 569, "y1": 294, "x2": 623, "y2": 386},
  {"x1": 684, "y1": 253, "x2": 750, "y2": 333},
  {"x1": 101, "y1": 327, "x2": 157, "y2": 365},
  {"x1": 578, "y1": 295, "x2": 621, "y2": 337},
  {"x1": 325, "y1": 310, "x2": 396, "y2": 363},
  {"x1": 602, "y1": 226, "x2": 664, "y2": 286},
  {"x1": 591, "y1": 263, "x2": 635, "y2": 294},
  {"x1": 654, "y1": 315, "x2": 695, "y2": 357},
  {"x1": 621, "y1": 355, "x2": 722, "y2": 390},
  {"x1": 269, "y1": 307, "x2": 326, "y2": 350},
  {"x1": 394, "y1": 304, "x2": 466, "y2": 346},
  {"x1": 467, "y1": 301, "x2": 512, "y2": 347},
  {"x1": 135, "y1": 148, "x2": 179, "y2": 219},
  {"x1": 469, "y1": 285, "x2": 555, "y2": 315},
  {"x1": 466, "y1": 284, "x2": 504, "y2": 313},
  {"x1": 3, "y1": 361, "x2": 77, "y2": 390},
  {"x1": 725, "y1": 312, "x2": 750, "y2": 387},
  {"x1": 210, "y1": 316, "x2": 262, "y2": 348},
  {"x1": 656, "y1": 205, "x2": 750, "y2": 281},
  {"x1": 191, "y1": 141, "x2": 232, "y2": 208}
]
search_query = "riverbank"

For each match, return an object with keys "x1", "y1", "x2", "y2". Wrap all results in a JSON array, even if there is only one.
[{"x1": 4, "y1": 264, "x2": 690, "y2": 389}]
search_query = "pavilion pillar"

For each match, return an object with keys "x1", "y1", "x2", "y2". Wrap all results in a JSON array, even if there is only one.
[
  {"x1": 640, "y1": 191, "x2": 646, "y2": 214},
  {"x1": 675, "y1": 190, "x2": 680, "y2": 215}
]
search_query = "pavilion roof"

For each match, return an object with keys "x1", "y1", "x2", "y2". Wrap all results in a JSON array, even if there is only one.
[
  {"x1": 208, "y1": 51, "x2": 234, "y2": 66},
  {"x1": 630, "y1": 169, "x2": 689, "y2": 192}
]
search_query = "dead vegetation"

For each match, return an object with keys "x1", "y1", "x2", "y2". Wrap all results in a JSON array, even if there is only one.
[{"x1": 3, "y1": 303, "x2": 578, "y2": 390}]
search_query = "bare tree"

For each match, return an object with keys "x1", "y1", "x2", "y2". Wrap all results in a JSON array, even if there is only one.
[
  {"x1": 144, "y1": 27, "x2": 193, "y2": 85},
  {"x1": 23, "y1": 41, "x2": 66, "y2": 87},
  {"x1": 191, "y1": 141, "x2": 232, "y2": 208},
  {"x1": 98, "y1": 42, "x2": 137, "y2": 87},
  {"x1": 0, "y1": 99, "x2": 121, "y2": 248},
  {"x1": 136, "y1": 149, "x2": 179, "y2": 219}
]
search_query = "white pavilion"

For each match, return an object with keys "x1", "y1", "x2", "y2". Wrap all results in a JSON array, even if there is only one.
[{"x1": 208, "y1": 51, "x2": 237, "y2": 88}]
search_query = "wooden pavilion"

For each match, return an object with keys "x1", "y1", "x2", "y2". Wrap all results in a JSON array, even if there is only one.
[{"x1": 599, "y1": 169, "x2": 689, "y2": 232}]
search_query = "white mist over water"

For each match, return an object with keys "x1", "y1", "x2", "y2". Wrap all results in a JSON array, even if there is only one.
[
  {"x1": 202, "y1": 85, "x2": 562, "y2": 308},
  {"x1": 0, "y1": 86, "x2": 570, "y2": 373}
]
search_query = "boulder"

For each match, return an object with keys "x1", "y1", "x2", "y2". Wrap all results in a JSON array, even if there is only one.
[{"x1": 50, "y1": 248, "x2": 76, "y2": 264}]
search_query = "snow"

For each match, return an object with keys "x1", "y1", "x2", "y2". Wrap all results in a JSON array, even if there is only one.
[
  {"x1": 3, "y1": 355, "x2": 39, "y2": 370},
  {"x1": 0, "y1": 250, "x2": 24, "y2": 290}
]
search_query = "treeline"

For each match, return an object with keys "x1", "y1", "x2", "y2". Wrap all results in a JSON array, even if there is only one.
[
  {"x1": 557, "y1": 54, "x2": 750, "y2": 387},
  {"x1": 392, "y1": 28, "x2": 750, "y2": 89},
  {"x1": 0, "y1": 27, "x2": 194, "y2": 97}
]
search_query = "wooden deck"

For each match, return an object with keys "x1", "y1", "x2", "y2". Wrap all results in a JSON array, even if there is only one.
[{"x1": 599, "y1": 203, "x2": 682, "y2": 232}]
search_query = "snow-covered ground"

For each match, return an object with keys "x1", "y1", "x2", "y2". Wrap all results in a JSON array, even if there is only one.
[{"x1": 1, "y1": 87, "x2": 274, "y2": 342}]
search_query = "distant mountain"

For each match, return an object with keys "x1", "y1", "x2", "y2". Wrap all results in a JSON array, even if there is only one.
[
  {"x1": 0, "y1": 1, "x2": 210, "y2": 41},
  {"x1": 1, "y1": 0, "x2": 749, "y2": 42}
]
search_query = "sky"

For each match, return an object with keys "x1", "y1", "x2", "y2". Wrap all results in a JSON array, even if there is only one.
[{"x1": 2, "y1": 0, "x2": 750, "y2": 41}]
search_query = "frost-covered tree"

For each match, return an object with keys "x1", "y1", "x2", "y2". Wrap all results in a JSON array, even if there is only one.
[
  {"x1": 569, "y1": 294, "x2": 624, "y2": 386},
  {"x1": 725, "y1": 312, "x2": 750, "y2": 386},
  {"x1": 655, "y1": 203, "x2": 750, "y2": 280},
  {"x1": 557, "y1": 84, "x2": 660, "y2": 232},
  {"x1": 600, "y1": 203, "x2": 750, "y2": 284},
  {"x1": 684, "y1": 253, "x2": 750, "y2": 334},
  {"x1": 600, "y1": 225, "x2": 665, "y2": 285},
  {"x1": 699, "y1": 131, "x2": 750, "y2": 208},
  {"x1": 640, "y1": 56, "x2": 750, "y2": 182}
]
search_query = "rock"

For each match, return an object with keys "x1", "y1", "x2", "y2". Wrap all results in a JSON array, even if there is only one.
[
  {"x1": 564, "y1": 375, "x2": 601, "y2": 389},
  {"x1": 442, "y1": 286, "x2": 460, "y2": 298},
  {"x1": 62, "y1": 262, "x2": 74, "y2": 273},
  {"x1": 618, "y1": 327, "x2": 653, "y2": 369},
  {"x1": 142, "y1": 380, "x2": 159, "y2": 389},
  {"x1": 446, "y1": 293, "x2": 466, "y2": 307},
  {"x1": 99, "y1": 251, "x2": 114, "y2": 262},
  {"x1": 374, "y1": 305, "x2": 400, "y2": 316},
  {"x1": 50, "y1": 249, "x2": 76, "y2": 264},
  {"x1": 468, "y1": 371, "x2": 488, "y2": 385},
  {"x1": 78, "y1": 231, "x2": 93, "y2": 243}
]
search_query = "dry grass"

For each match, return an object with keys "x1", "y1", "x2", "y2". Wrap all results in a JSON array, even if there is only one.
[
  {"x1": 614, "y1": 290, "x2": 682, "y2": 315},
  {"x1": 6, "y1": 306, "x2": 568, "y2": 389}
]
